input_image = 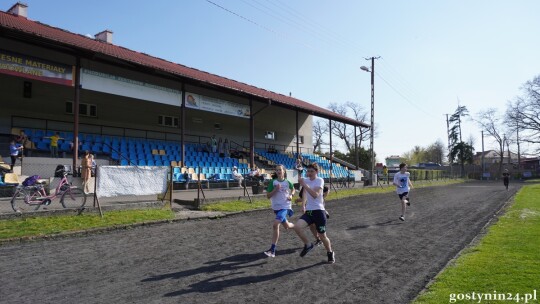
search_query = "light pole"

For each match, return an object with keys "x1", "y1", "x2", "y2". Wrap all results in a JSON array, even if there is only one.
[
  {"x1": 481, "y1": 130, "x2": 485, "y2": 180},
  {"x1": 361, "y1": 56, "x2": 379, "y2": 183}
]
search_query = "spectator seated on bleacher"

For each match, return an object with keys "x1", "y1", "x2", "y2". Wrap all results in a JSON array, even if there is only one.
[
  {"x1": 267, "y1": 145, "x2": 277, "y2": 153},
  {"x1": 207, "y1": 173, "x2": 220, "y2": 181},
  {"x1": 249, "y1": 165, "x2": 264, "y2": 182},
  {"x1": 232, "y1": 166, "x2": 243, "y2": 187},
  {"x1": 295, "y1": 157, "x2": 304, "y2": 173},
  {"x1": 183, "y1": 171, "x2": 191, "y2": 183}
]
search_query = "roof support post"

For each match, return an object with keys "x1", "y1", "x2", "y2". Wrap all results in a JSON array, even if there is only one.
[
  {"x1": 295, "y1": 110, "x2": 300, "y2": 157},
  {"x1": 72, "y1": 57, "x2": 81, "y2": 172},
  {"x1": 249, "y1": 99, "x2": 254, "y2": 168},
  {"x1": 329, "y1": 119, "x2": 333, "y2": 187},
  {"x1": 180, "y1": 84, "x2": 185, "y2": 166},
  {"x1": 354, "y1": 126, "x2": 359, "y2": 169}
]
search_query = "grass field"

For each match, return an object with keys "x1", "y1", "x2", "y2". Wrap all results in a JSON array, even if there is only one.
[
  {"x1": 0, "y1": 209, "x2": 175, "y2": 240},
  {"x1": 414, "y1": 183, "x2": 540, "y2": 304}
]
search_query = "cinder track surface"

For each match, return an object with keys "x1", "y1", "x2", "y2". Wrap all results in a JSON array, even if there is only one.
[{"x1": 0, "y1": 181, "x2": 519, "y2": 304}]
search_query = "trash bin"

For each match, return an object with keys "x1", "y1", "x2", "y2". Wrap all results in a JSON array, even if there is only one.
[
  {"x1": 252, "y1": 185, "x2": 264, "y2": 194},
  {"x1": 364, "y1": 179, "x2": 371, "y2": 186}
]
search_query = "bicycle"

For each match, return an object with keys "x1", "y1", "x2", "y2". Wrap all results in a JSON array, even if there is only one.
[
  {"x1": 335, "y1": 172, "x2": 356, "y2": 188},
  {"x1": 10, "y1": 170, "x2": 87, "y2": 213},
  {"x1": 344, "y1": 172, "x2": 356, "y2": 188}
]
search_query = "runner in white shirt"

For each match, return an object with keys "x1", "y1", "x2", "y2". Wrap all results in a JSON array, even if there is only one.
[
  {"x1": 263, "y1": 164, "x2": 295, "y2": 258},
  {"x1": 393, "y1": 163, "x2": 414, "y2": 221},
  {"x1": 293, "y1": 163, "x2": 335, "y2": 264}
]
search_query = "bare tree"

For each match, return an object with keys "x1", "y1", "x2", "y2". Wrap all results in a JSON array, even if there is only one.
[
  {"x1": 326, "y1": 101, "x2": 370, "y2": 152},
  {"x1": 312, "y1": 119, "x2": 328, "y2": 153},
  {"x1": 476, "y1": 108, "x2": 508, "y2": 175},
  {"x1": 506, "y1": 75, "x2": 540, "y2": 152}
]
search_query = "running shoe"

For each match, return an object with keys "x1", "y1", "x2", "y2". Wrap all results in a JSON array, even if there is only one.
[
  {"x1": 264, "y1": 250, "x2": 275, "y2": 258},
  {"x1": 399, "y1": 216, "x2": 405, "y2": 221},
  {"x1": 325, "y1": 210, "x2": 330, "y2": 219},
  {"x1": 406, "y1": 197, "x2": 411, "y2": 206},
  {"x1": 299, "y1": 243, "x2": 314, "y2": 257},
  {"x1": 327, "y1": 251, "x2": 335, "y2": 264},
  {"x1": 314, "y1": 238, "x2": 323, "y2": 246}
]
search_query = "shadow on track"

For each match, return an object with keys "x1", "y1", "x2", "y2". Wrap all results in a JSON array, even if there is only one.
[
  {"x1": 347, "y1": 219, "x2": 402, "y2": 230},
  {"x1": 163, "y1": 261, "x2": 326, "y2": 297}
]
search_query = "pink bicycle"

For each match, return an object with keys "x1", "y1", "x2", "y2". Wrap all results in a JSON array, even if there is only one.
[{"x1": 10, "y1": 170, "x2": 87, "y2": 213}]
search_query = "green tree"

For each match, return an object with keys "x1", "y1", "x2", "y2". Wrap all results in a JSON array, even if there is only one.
[
  {"x1": 449, "y1": 142, "x2": 474, "y2": 165},
  {"x1": 448, "y1": 105, "x2": 470, "y2": 176}
]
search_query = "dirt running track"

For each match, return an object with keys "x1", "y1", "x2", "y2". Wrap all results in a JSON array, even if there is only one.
[{"x1": 0, "y1": 181, "x2": 519, "y2": 304}]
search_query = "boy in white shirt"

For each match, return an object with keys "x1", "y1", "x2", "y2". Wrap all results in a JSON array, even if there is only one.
[
  {"x1": 393, "y1": 163, "x2": 414, "y2": 221},
  {"x1": 293, "y1": 163, "x2": 335, "y2": 264}
]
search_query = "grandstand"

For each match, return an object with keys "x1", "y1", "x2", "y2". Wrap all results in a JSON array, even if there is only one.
[{"x1": 0, "y1": 3, "x2": 368, "y2": 191}]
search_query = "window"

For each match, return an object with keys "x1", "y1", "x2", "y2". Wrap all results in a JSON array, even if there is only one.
[
  {"x1": 264, "y1": 131, "x2": 275, "y2": 140},
  {"x1": 158, "y1": 115, "x2": 179, "y2": 128},
  {"x1": 65, "y1": 101, "x2": 97, "y2": 117},
  {"x1": 294, "y1": 135, "x2": 304, "y2": 144}
]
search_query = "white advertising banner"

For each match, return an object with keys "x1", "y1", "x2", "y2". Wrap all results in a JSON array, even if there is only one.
[
  {"x1": 97, "y1": 166, "x2": 168, "y2": 198},
  {"x1": 80, "y1": 69, "x2": 181, "y2": 106},
  {"x1": 185, "y1": 92, "x2": 250, "y2": 118}
]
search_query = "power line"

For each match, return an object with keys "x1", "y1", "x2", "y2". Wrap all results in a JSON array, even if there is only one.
[
  {"x1": 205, "y1": 0, "x2": 432, "y2": 116},
  {"x1": 204, "y1": 0, "x2": 315, "y2": 49}
]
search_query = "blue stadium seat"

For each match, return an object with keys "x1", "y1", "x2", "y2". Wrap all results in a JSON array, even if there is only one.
[{"x1": 59, "y1": 141, "x2": 71, "y2": 152}]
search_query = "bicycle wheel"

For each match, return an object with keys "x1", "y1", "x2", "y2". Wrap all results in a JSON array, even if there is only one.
[
  {"x1": 11, "y1": 187, "x2": 42, "y2": 213},
  {"x1": 60, "y1": 187, "x2": 87, "y2": 209}
]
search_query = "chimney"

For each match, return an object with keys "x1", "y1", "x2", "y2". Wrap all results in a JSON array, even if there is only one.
[
  {"x1": 95, "y1": 29, "x2": 113, "y2": 44},
  {"x1": 7, "y1": 2, "x2": 28, "y2": 18}
]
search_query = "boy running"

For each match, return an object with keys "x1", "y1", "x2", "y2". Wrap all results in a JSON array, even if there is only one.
[
  {"x1": 502, "y1": 169, "x2": 510, "y2": 191},
  {"x1": 393, "y1": 163, "x2": 414, "y2": 221},
  {"x1": 264, "y1": 164, "x2": 295, "y2": 258},
  {"x1": 293, "y1": 163, "x2": 335, "y2": 264}
]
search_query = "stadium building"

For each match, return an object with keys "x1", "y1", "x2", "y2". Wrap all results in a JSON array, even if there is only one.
[{"x1": 0, "y1": 2, "x2": 368, "y2": 185}]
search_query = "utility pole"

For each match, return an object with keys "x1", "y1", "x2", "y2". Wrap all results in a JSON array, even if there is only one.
[
  {"x1": 445, "y1": 114, "x2": 452, "y2": 177},
  {"x1": 481, "y1": 130, "x2": 485, "y2": 180},
  {"x1": 516, "y1": 119, "x2": 521, "y2": 175},
  {"x1": 361, "y1": 56, "x2": 380, "y2": 184}
]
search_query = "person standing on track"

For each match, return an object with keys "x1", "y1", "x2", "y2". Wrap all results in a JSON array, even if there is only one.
[
  {"x1": 393, "y1": 163, "x2": 414, "y2": 221},
  {"x1": 263, "y1": 164, "x2": 295, "y2": 258},
  {"x1": 502, "y1": 169, "x2": 510, "y2": 191},
  {"x1": 293, "y1": 163, "x2": 335, "y2": 264}
]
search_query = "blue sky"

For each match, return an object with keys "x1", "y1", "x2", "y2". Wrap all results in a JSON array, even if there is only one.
[{"x1": 3, "y1": 0, "x2": 540, "y2": 162}]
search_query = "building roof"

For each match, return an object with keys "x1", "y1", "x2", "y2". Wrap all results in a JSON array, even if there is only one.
[{"x1": 0, "y1": 10, "x2": 369, "y2": 127}]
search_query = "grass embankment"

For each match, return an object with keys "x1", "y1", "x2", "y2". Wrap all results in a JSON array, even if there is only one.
[
  {"x1": 414, "y1": 183, "x2": 540, "y2": 304},
  {"x1": 0, "y1": 178, "x2": 463, "y2": 241},
  {"x1": 0, "y1": 209, "x2": 175, "y2": 240}
]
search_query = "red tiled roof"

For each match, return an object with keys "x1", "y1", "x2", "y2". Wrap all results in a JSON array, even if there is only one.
[{"x1": 0, "y1": 11, "x2": 368, "y2": 127}]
